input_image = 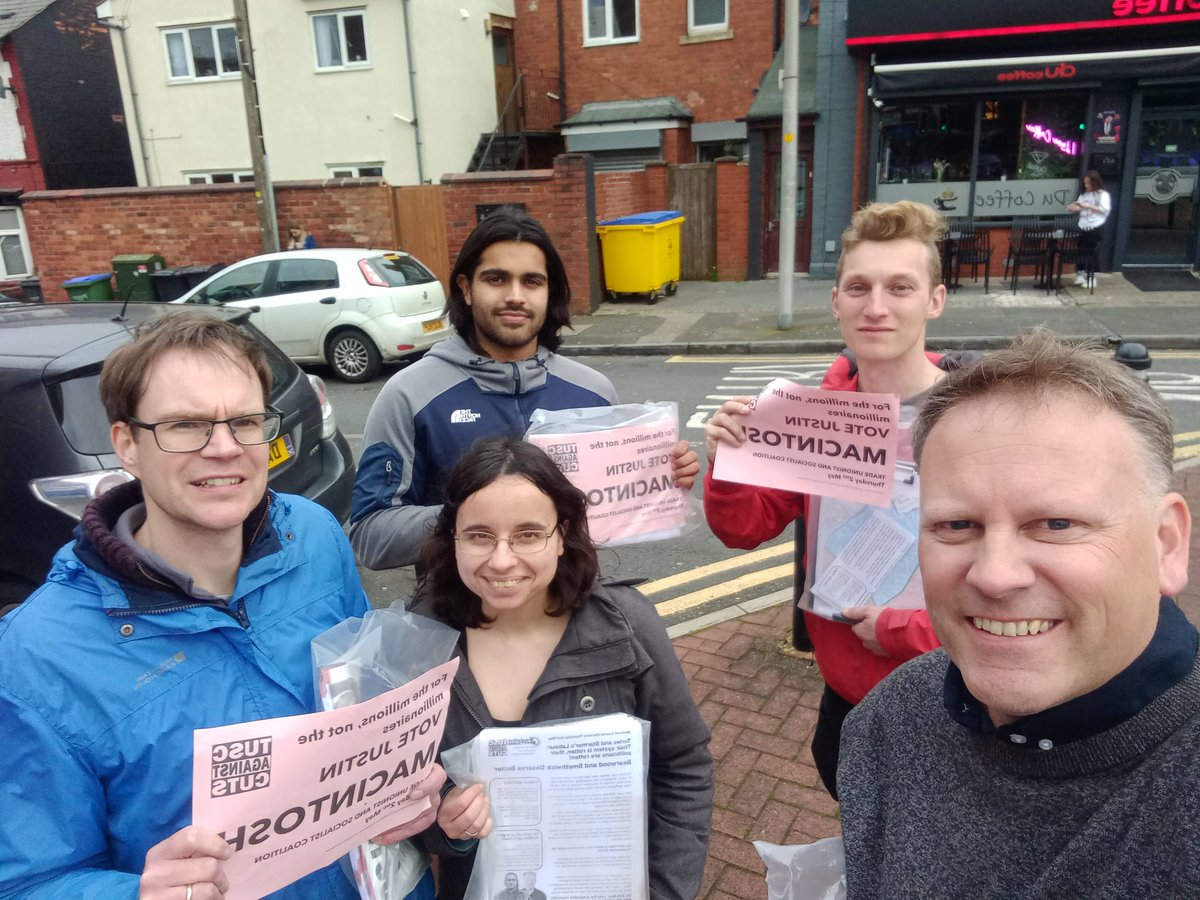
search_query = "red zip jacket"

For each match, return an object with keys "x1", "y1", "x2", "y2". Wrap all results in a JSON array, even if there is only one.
[{"x1": 703, "y1": 353, "x2": 940, "y2": 704}]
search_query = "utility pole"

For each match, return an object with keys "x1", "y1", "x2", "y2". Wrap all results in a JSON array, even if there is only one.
[
  {"x1": 777, "y1": 0, "x2": 808, "y2": 329},
  {"x1": 233, "y1": 0, "x2": 279, "y2": 252}
]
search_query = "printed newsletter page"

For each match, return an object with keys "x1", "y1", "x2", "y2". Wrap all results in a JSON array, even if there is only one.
[{"x1": 473, "y1": 714, "x2": 648, "y2": 900}]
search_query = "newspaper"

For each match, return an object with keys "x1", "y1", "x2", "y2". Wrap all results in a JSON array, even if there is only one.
[{"x1": 444, "y1": 713, "x2": 650, "y2": 900}]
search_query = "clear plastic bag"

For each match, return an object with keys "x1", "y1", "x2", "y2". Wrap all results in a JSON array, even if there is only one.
[
  {"x1": 754, "y1": 837, "x2": 847, "y2": 900},
  {"x1": 525, "y1": 401, "x2": 700, "y2": 546},
  {"x1": 311, "y1": 604, "x2": 461, "y2": 900}
]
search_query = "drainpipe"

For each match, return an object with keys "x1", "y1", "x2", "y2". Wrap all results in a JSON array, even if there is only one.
[
  {"x1": 556, "y1": 0, "x2": 567, "y2": 120},
  {"x1": 96, "y1": 2, "x2": 151, "y2": 185},
  {"x1": 400, "y1": 0, "x2": 425, "y2": 183}
]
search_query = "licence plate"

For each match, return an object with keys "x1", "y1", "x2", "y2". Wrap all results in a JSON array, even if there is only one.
[
  {"x1": 268, "y1": 434, "x2": 295, "y2": 470},
  {"x1": 422, "y1": 317, "x2": 447, "y2": 334}
]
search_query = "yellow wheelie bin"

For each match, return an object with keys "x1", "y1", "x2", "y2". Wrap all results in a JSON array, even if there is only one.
[{"x1": 596, "y1": 210, "x2": 685, "y2": 303}]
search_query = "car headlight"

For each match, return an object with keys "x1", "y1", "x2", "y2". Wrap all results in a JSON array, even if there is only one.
[
  {"x1": 308, "y1": 373, "x2": 338, "y2": 440},
  {"x1": 30, "y1": 469, "x2": 135, "y2": 521}
]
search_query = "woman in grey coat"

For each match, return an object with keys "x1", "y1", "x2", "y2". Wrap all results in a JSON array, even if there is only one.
[{"x1": 410, "y1": 438, "x2": 713, "y2": 900}]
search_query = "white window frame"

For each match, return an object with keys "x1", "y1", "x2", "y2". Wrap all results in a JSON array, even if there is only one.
[
  {"x1": 185, "y1": 171, "x2": 255, "y2": 185},
  {"x1": 688, "y1": 0, "x2": 728, "y2": 34},
  {"x1": 0, "y1": 207, "x2": 32, "y2": 279},
  {"x1": 163, "y1": 24, "x2": 240, "y2": 83},
  {"x1": 583, "y1": 0, "x2": 639, "y2": 46},
  {"x1": 311, "y1": 9, "x2": 370, "y2": 71},
  {"x1": 327, "y1": 164, "x2": 384, "y2": 178}
]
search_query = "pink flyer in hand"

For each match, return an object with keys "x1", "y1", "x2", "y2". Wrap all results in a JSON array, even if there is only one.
[
  {"x1": 192, "y1": 658, "x2": 458, "y2": 900},
  {"x1": 529, "y1": 418, "x2": 687, "y2": 544},
  {"x1": 711, "y1": 380, "x2": 900, "y2": 506}
]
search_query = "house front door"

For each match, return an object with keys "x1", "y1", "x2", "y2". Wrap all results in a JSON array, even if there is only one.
[{"x1": 764, "y1": 135, "x2": 813, "y2": 273}]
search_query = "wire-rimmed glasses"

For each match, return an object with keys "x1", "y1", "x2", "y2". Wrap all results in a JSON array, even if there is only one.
[{"x1": 454, "y1": 528, "x2": 558, "y2": 556}]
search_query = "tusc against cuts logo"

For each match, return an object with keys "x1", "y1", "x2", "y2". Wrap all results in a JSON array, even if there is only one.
[{"x1": 210, "y1": 736, "x2": 273, "y2": 797}]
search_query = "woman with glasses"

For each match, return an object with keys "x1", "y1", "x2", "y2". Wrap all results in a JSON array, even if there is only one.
[{"x1": 409, "y1": 438, "x2": 712, "y2": 900}]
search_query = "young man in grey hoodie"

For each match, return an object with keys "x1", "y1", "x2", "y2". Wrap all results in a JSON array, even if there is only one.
[{"x1": 350, "y1": 208, "x2": 697, "y2": 569}]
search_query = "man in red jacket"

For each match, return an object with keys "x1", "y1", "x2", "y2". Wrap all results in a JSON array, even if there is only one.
[{"x1": 704, "y1": 200, "x2": 976, "y2": 798}]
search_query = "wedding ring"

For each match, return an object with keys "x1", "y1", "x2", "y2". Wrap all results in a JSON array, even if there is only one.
[
  {"x1": 465, "y1": 829, "x2": 479, "y2": 837},
  {"x1": 185, "y1": 886, "x2": 193, "y2": 900}
]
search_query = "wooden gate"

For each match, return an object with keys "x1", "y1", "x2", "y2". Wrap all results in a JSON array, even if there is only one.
[
  {"x1": 389, "y1": 184, "x2": 449, "y2": 289},
  {"x1": 667, "y1": 163, "x2": 716, "y2": 280}
]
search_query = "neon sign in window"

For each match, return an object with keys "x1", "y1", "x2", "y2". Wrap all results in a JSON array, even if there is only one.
[{"x1": 1024, "y1": 123, "x2": 1078, "y2": 156}]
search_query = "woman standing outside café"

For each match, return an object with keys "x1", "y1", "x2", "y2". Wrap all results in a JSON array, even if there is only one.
[{"x1": 1068, "y1": 169, "x2": 1111, "y2": 288}]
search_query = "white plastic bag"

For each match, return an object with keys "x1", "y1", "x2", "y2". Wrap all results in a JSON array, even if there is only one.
[
  {"x1": 754, "y1": 837, "x2": 847, "y2": 900},
  {"x1": 525, "y1": 401, "x2": 699, "y2": 546},
  {"x1": 312, "y1": 605, "x2": 460, "y2": 900}
]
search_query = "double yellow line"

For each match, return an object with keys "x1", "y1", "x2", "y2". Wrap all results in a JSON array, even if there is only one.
[
  {"x1": 1175, "y1": 431, "x2": 1200, "y2": 463},
  {"x1": 642, "y1": 541, "x2": 795, "y2": 617}
]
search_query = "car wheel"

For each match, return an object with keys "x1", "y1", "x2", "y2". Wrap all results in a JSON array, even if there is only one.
[{"x1": 327, "y1": 328, "x2": 382, "y2": 382}]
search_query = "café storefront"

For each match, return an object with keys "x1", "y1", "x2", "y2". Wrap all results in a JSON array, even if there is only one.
[{"x1": 845, "y1": 0, "x2": 1200, "y2": 271}]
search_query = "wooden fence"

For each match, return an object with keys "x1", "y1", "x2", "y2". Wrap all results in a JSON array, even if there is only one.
[{"x1": 390, "y1": 184, "x2": 450, "y2": 290}]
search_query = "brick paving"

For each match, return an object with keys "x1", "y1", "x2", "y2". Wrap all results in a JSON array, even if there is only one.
[
  {"x1": 673, "y1": 603, "x2": 833, "y2": 900},
  {"x1": 678, "y1": 467, "x2": 1200, "y2": 900}
]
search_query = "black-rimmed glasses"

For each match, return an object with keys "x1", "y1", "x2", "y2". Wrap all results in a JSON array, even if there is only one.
[
  {"x1": 128, "y1": 413, "x2": 282, "y2": 453},
  {"x1": 454, "y1": 528, "x2": 558, "y2": 556}
]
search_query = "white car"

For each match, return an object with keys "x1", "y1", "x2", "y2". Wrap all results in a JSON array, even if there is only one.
[{"x1": 175, "y1": 248, "x2": 450, "y2": 382}]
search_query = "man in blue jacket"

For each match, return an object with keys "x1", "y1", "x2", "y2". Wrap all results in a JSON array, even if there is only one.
[
  {"x1": 350, "y1": 208, "x2": 698, "y2": 569},
  {"x1": 0, "y1": 312, "x2": 442, "y2": 899}
]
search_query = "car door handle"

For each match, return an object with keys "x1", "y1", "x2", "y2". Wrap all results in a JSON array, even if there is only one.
[{"x1": 319, "y1": 296, "x2": 337, "y2": 304}]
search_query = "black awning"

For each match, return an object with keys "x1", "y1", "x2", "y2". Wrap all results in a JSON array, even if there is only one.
[{"x1": 874, "y1": 46, "x2": 1200, "y2": 98}]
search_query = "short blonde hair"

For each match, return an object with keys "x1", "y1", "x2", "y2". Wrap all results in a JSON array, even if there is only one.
[{"x1": 834, "y1": 200, "x2": 946, "y2": 289}]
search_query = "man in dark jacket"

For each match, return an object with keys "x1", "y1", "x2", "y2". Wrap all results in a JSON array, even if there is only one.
[
  {"x1": 840, "y1": 331, "x2": 1200, "y2": 897},
  {"x1": 0, "y1": 312, "x2": 443, "y2": 899},
  {"x1": 349, "y1": 208, "x2": 699, "y2": 569}
]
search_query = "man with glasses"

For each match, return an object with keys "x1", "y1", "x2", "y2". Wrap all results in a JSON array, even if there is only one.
[{"x1": 0, "y1": 312, "x2": 443, "y2": 899}]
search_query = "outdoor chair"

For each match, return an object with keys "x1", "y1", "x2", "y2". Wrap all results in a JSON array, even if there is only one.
[
  {"x1": 952, "y1": 228, "x2": 992, "y2": 294},
  {"x1": 1051, "y1": 225, "x2": 1096, "y2": 295},
  {"x1": 1007, "y1": 226, "x2": 1053, "y2": 294}
]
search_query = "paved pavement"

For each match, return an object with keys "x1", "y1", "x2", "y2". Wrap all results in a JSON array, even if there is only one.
[
  {"x1": 558, "y1": 271, "x2": 1200, "y2": 898},
  {"x1": 562, "y1": 270, "x2": 1200, "y2": 356}
]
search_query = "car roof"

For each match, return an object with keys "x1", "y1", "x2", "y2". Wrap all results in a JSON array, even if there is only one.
[
  {"x1": 0, "y1": 302, "x2": 245, "y2": 369},
  {"x1": 225, "y1": 248, "x2": 417, "y2": 264}
]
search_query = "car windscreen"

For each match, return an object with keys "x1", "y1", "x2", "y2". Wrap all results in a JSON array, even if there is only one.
[
  {"x1": 55, "y1": 324, "x2": 298, "y2": 456},
  {"x1": 363, "y1": 254, "x2": 437, "y2": 286}
]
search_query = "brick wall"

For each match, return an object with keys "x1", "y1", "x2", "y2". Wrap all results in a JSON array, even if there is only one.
[
  {"x1": 594, "y1": 162, "x2": 669, "y2": 222},
  {"x1": 442, "y1": 154, "x2": 596, "y2": 315},
  {"x1": 514, "y1": 0, "x2": 776, "y2": 125},
  {"x1": 716, "y1": 158, "x2": 750, "y2": 281},
  {"x1": 662, "y1": 127, "x2": 694, "y2": 164},
  {"x1": 18, "y1": 180, "x2": 393, "y2": 302}
]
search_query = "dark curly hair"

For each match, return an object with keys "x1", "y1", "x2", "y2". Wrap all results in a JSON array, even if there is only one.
[
  {"x1": 447, "y1": 207, "x2": 572, "y2": 353},
  {"x1": 417, "y1": 438, "x2": 598, "y2": 628}
]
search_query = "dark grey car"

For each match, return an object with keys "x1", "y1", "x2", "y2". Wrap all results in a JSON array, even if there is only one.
[{"x1": 0, "y1": 302, "x2": 356, "y2": 614}]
